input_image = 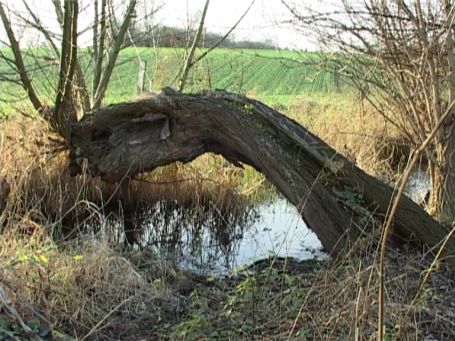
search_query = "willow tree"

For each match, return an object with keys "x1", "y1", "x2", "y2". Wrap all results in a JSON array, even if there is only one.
[
  {"x1": 0, "y1": 0, "x2": 139, "y2": 129},
  {"x1": 282, "y1": 0, "x2": 455, "y2": 225}
]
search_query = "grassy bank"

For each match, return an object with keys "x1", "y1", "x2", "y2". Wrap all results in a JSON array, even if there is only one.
[
  {"x1": 1, "y1": 105, "x2": 453, "y2": 340},
  {"x1": 1, "y1": 215, "x2": 453, "y2": 339}
]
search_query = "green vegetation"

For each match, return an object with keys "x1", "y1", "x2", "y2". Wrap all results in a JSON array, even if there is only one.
[{"x1": 0, "y1": 47, "x2": 344, "y2": 111}]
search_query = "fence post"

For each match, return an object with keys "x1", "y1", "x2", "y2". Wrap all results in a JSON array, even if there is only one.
[
  {"x1": 136, "y1": 60, "x2": 147, "y2": 94},
  {"x1": 333, "y1": 64, "x2": 341, "y2": 93}
]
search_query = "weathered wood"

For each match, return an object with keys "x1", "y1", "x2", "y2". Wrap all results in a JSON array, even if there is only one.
[
  {"x1": 136, "y1": 60, "x2": 147, "y2": 95},
  {"x1": 0, "y1": 176, "x2": 9, "y2": 216},
  {"x1": 70, "y1": 89, "x2": 455, "y2": 258}
]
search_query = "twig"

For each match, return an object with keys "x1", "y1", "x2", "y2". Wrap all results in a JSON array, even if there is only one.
[
  {"x1": 0, "y1": 282, "x2": 42, "y2": 340},
  {"x1": 80, "y1": 297, "x2": 132, "y2": 340},
  {"x1": 408, "y1": 225, "x2": 455, "y2": 310},
  {"x1": 0, "y1": 279, "x2": 52, "y2": 327},
  {"x1": 377, "y1": 100, "x2": 455, "y2": 341}
]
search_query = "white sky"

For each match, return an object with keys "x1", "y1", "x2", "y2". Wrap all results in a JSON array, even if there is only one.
[
  {"x1": 0, "y1": 0, "x2": 321, "y2": 50},
  {"x1": 154, "y1": 0, "x2": 317, "y2": 49}
]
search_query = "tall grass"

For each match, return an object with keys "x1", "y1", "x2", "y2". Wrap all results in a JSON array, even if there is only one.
[
  {"x1": 0, "y1": 115, "x2": 267, "y2": 338},
  {"x1": 285, "y1": 93, "x2": 405, "y2": 182},
  {"x1": 1, "y1": 103, "x2": 454, "y2": 339}
]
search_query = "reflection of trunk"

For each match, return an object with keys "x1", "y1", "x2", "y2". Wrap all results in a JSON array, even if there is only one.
[{"x1": 70, "y1": 89, "x2": 455, "y2": 258}]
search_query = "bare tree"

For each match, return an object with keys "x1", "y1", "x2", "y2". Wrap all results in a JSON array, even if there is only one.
[
  {"x1": 282, "y1": 0, "x2": 455, "y2": 224},
  {"x1": 0, "y1": 2, "x2": 43, "y2": 113},
  {"x1": 92, "y1": 0, "x2": 107, "y2": 101},
  {"x1": 178, "y1": 0, "x2": 210, "y2": 92},
  {"x1": 175, "y1": 0, "x2": 255, "y2": 92},
  {"x1": 92, "y1": 0, "x2": 137, "y2": 109},
  {"x1": 54, "y1": 0, "x2": 79, "y2": 140},
  {"x1": 0, "y1": 0, "x2": 141, "y2": 137}
]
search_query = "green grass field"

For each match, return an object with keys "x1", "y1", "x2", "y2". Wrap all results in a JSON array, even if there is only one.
[{"x1": 0, "y1": 47, "x2": 345, "y2": 111}]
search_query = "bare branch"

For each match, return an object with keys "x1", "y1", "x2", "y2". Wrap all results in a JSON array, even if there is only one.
[
  {"x1": 0, "y1": 2, "x2": 43, "y2": 112},
  {"x1": 21, "y1": 0, "x2": 60, "y2": 56},
  {"x1": 190, "y1": 0, "x2": 256, "y2": 69},
  {"x1": 93, "y1": 0, "x2": 137, "y2": 109},
  {"x1": 93, "y1": 0, "x2": 107, "y2": 97},
  {"x1": 178, "y1": 0, "x2": 210, "y2": 91}
]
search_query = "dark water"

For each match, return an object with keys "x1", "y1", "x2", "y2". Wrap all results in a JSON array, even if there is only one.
[
  {"x1": 138, "y1": 198, "x2": 324, "y2": 275},
  {"x1": 93, "y1": 198, "x2": 325, "y2": 275},
  {"x1": 176, "y1": 199, "x2": 324, "y2": 274},
  {"x1": 89, "y1": 169, "x2": 429, "y2": 275},
  {"x1": 138, "y1": 168, "x2": 429, "y2": 275},
  {"x1": 144, "y1": 169, "x2": 428, "y2": 275}
]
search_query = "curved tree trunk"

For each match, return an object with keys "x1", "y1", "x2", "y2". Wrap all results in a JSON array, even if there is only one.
[{"x1": 70, "y1": 89, "x2": 455, "y2": 259}]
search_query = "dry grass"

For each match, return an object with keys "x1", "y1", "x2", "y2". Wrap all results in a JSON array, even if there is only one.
[
  {"x1": 0, "y1": 117, "x2": 172, "y2": 338},
  {"x1": 1, "y1": 219, "x2": 453, "y2": 339},
  {"x1": 286, "y1": 95, "x2": 405, "y2": 182},
  {"x1": 1, "y1": 111, "x2": 454, "y2": 340},
  {"x1": 0, "y1": 228, "x2": 182, "y2": 339},
  {"x1": 0, "y1": 115, "x2": 265, "y2": 339},
  {"x1": 282, "y1": 243, "x2": 455, "y2": 340},
  {"x1": 160, "y1": 234, "x2": 454, "y2": 340}
]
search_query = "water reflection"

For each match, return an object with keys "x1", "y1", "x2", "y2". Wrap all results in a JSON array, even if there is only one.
[
  {"x1": 131, "y1": 198, "x2": 324, "y2": 275},
  {"x1": 135, "y1": 200, "x2": 256, "y2": 273},
  {"x1": 88, "y1": 198, "x2": 324, "y2": 275},
  {"x1": 404, "y1": 168, "x2": 430, "y2": 204},
  {"x1": 89, "y1": 168, "x2": 430, "y2": 275}
]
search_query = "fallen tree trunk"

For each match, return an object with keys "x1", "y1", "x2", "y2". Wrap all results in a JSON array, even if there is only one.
[{"x1": 70, "y1": 88, "x2": 455, "y2": 258}]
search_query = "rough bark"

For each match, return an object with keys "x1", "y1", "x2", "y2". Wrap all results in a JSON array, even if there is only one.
[
  {"x1": 70, "y1": 89, "x2": 455, "y2": 259},
  {"x1": 434, "y1": 1, "x2": 455, "y2": 225},
  {"x1": 47, "y1": 0, "x2": 90, "y2": 113},
  {"x1": 0, "y1": 176, "x2": 9, "y2": 217},
  {"x1": 54, "y1": 0, "x2": 79, "y2": 142}
]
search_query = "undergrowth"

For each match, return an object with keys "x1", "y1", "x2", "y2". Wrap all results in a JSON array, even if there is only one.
[
  {"x1": 0, "y1": 115, "x2": 269, "y2": 339},
  {"x1": 1, "y1": 222, "x2": 453, "y2": 340},
  {"x1": 1, "y1": 106, "x2": 453, "y2": 340}
]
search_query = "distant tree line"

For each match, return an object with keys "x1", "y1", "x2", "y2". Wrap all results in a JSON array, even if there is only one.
[{"x1": 125, "y1": 24, "x2": 278, "y2": 49}]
